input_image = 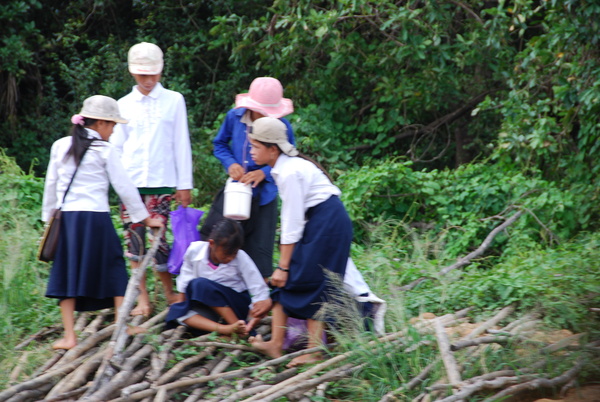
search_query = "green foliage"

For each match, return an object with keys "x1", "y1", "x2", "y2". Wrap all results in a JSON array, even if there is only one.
[
  {"x1": 208, "y1": 0, "x2": 510, "y2": 168},
  {"x1": 477, "y1": 1, "x2": 600, "y2": 181},
  {"x1": 338, "y1": 158, "x2": 597, "y2": 251},
  {"x1": 0, "y1": 150, "x2": 59, "y2": 346}
]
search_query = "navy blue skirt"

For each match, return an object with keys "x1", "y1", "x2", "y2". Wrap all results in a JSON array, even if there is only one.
[
  {"x1": 46, "y1": 211, "x2": 129, "y2": 311},
  {"x1": 166, "y1": 278, "x2": 251, "y2": 332},
  {"x1": 273, "y1": 195, "x2": 353, "y2": 319}
]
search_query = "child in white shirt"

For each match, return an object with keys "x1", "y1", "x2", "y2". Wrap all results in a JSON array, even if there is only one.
[
  {"x1": 42, "y1": 95, "x2": 163, "y2": 350},
  {"x1": 166, "y1": 219, "x2": 272, "y2": 336},
  {"x1": 110, "y1": 42, "x2": 194, "y2": 315}
]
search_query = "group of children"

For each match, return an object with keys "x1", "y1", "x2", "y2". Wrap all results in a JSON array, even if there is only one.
[{"x1": 42, "y1": 42, "x2": 382, "y2": 366}]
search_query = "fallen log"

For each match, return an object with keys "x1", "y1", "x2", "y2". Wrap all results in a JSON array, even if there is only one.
[
  {"x1": 399, "y1": 210, "x2": 524, "y2": 291},
  {"x1": 482, "y1": 362, "x2": 583, "y2": 402}
]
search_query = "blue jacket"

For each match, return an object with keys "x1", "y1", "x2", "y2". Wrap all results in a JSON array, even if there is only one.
[{"x1": 213, "y1": 108, "x2": 295, "y2": 206}]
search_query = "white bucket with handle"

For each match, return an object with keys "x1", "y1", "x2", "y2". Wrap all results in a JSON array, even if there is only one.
[{"x1": 223, "y1": 178, "x2": 252, "y2": 220}]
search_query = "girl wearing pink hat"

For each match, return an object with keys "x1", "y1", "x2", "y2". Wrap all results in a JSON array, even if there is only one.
[{"x1": 200, "y1": 77, "x2": 295, "y2": 280}]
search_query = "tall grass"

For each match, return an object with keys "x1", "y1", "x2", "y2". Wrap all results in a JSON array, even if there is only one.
[
  {"x1": 0, "y1": 150, "x2": 60, "y2": 386},
  {"x1": 320, "y1": 220, "x2": 600, "y2": 400},
  {"x1": 1, "y1": 148, "x2": 599, "y2": 396}
]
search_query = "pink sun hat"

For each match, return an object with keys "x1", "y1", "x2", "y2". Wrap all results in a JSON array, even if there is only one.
[{"x1": 234, "y1": 77, "x2": 294, "y2": 118}]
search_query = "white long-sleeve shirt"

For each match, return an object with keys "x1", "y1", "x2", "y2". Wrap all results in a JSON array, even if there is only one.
[
  {"x1": 176, "y1": 241, "x2": 270, "y2": 306},
  {"x1": 41, "y1": 129, "x2": 149, "y2": 223},
  {"x1": 110, "y1": 83, "x2": 193, "y2": 190},
  {"x1": 270, "y1": 154, "x2": 341, "y2": 244}
]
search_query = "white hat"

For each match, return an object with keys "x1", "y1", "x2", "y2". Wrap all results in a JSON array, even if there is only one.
[
  {"x1": 249, "y1": 117, "x2": 298, "y2": 156},
  {"x1": 128, "y1": 42, "x2": 164, "y2": 75},
  {"x1": 79, "y1": 95, "x2": 128, "y2": 124}
]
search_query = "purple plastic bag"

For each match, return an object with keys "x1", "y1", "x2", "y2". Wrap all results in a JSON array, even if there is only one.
[
  {"x1": 283, "y1": 317, "x2": 328, "y2": 351},
  {"x1": 167, "y1": 206, "x2": 203, "y2": 274}
]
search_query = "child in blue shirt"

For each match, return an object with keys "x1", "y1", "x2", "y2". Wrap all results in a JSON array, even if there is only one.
[{"x1": 200, "y1": 77, "x2": 295, "y2": 279}]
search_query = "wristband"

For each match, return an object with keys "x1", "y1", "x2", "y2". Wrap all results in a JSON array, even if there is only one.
[{"x1": 276, "y1": 266, "x2": 289, "y2": 272}]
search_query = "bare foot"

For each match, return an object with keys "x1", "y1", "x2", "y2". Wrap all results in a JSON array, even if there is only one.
[
  {"x1": 131, "y1": 303, "x2": 152, "y2": 316},
  {"x1": 286, "y1": 352, "x2": 323, "y2": 368},
  {"x1": 249, "y1": 334, "x2": 283, "y2": 359},
  {"x1": 217, "y1": 320, "x2": 247, "y2": 336},
  {"x1": 52, "y1": 338, "x2": 77, "y2": 350}
]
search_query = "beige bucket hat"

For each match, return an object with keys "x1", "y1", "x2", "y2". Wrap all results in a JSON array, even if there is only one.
[
  {"x1": 249, "y1": 117, "x2": 298, "y2": 156},
  {"x1": 79, "y1": 95, "x2": 128, "y2": 124}
]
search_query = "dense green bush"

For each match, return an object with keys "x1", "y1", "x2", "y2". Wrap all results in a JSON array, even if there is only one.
[
  {"x1": 0, "y1": 150, "x2": 59, "y2": 342},
  {"x1": 338, "y1": 158, "x2": 597, "y2": 252}
]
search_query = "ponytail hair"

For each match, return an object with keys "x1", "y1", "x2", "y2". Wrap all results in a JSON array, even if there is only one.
[
  {"x1": 296, "y1": 152, "x2": 335, "y2": 183},
  {"x1": 65, "y1": 118, "x2": 98, "y2": 165},
  {"x1": 257, "y1": 140, "x2": 335, "y2": 184},
  {"x1": 208, "y1": 218, "x2": 245, "y2": 255}
]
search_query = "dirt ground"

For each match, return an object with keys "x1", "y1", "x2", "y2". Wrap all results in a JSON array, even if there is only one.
[{"x1": 533, "y1": 385, "x2": 600, "y2": 402}]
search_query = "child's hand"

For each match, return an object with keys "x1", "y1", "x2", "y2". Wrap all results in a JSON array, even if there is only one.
[
  {"x1": 251, "y1": 299, "x2": 272, "y2": 319},
  {"x1": 144, "y1": 218, "x2": 164, "y2": 228},
  {"x1": 240, "y1": 170, "x2": 266, "y2": 188},
  {"x1": 270, "y1": 268, "x2": 288, "y2": 288},
  {"x1": 175, "y1": 189, "x2": 191, "y2": 207},
  {"x1": 228, "y1": 163, "x2": 245, "y2": 181}
]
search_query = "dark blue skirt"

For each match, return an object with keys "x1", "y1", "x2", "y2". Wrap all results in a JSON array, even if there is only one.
[
  {"x1": 46, "y1": 211, "x2": 129, "y2": 311},
  {"x1": 272, "y1": 195, "x2": 353, "y2": 319},
  {"x1": 166, "y1": 278, "x2": 251, "y2": 332}
]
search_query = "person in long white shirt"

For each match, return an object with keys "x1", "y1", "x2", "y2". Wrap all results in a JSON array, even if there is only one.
[
  {"x1": 166, "y1": 219, "x2": 272, "y2": 336},
  {"x1": 110, "y1": 42, "x2": 194, "y2": 315},
  {"x1": 42, "y1": 95, "x2": 163, "y2": 350},
  {"x1": 247, "y1": 117, "x2": 353, "y2": 367}
]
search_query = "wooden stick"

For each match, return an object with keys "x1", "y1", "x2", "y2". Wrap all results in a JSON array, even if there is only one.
[
  {"x1": 52, "y1": 324, "x2": 115, "y2": 370},
  {"x1": 86, "y1": 228, "x2": 164, "y2": 396},
  {"x1": 0, "y1": 354, "x2": 89, "y2": 400},
  {"x1": 147, "y1": 326, "x2": 186, "y2": 382},
  {"x1": 466, "y1": 305, "x2": 515, "y2": 340},
  {"x1": 482, "y1": 362, "x2": 583, "y2": 402},
  {"x1": 400, "y1": 210, "x2": 524, "y2": 291},
  {"x1": 155, "y1": 346, "x2": 217, "y2": 386},
  {"x1": 434, "y1": 318, "x2": 462, "y2": 386},
  {"x1": 107, "y1": 346, "x2": 327, "y2": 401},
  {"x1": 259, "y1": 363, "x2": 361, "y2": 402},
  {"x1": 14, "y1": 327, "x2": 59, "y2": 350},
  {"x1": 45, "y1": 346, "x2": 105, "y2": 399},
  {"x1": 436, "y1": 374, "x2": 540, "y2": 402},
  {"x1": 86, "y1": 344, "x2": 155, "y2": 401}
]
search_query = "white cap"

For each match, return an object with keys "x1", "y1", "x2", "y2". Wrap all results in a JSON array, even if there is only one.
[{"x1": 128, "y1": 42, "x2": 163, "y2": 75}]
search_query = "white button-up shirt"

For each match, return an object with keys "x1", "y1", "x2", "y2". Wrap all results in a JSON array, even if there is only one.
[
  {"x1": 271, "y1": 154, "x2": 341, "y2": 244},
  {"x1": 176, "y1": 241, "x2": 270, "y2": 306},
  {"x1": 42, "y1": 129, "x2": 149, "y2": 223},
  {"x1": 110, "y1": 83, "x2": 193, "y2": 190}
]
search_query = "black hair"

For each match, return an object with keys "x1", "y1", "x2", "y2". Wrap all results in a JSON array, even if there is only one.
[
  {"x1": 65, "y1": 118, "x2": 98, "y2": 165},
  {"x1": 258, "y1": 140, "x2": 335, "y2": 183},
  {"x1": 208, "y1": 218, "x2": 245, "y2": 256}
]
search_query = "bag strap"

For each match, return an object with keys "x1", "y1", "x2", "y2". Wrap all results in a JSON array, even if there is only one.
[{"x1": 60, "y1": 139, "x2": 96, "y2": 207}]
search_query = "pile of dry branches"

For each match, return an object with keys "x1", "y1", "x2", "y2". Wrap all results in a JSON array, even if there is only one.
[
  {"x1": 2, "y1": 304, "x2": 597, "y2": 402},
  {"x1": 2, "y1": 211, "x2": 598, "y2": 401}
]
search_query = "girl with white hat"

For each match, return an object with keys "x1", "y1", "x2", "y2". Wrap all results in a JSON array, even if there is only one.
[
  {"x1": 247, "y1": 117, "x2": 353, "y2": 367},
  {"x1": 42, "y1": 95, "x2": 163, "y2": 350}
]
